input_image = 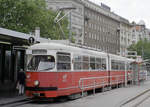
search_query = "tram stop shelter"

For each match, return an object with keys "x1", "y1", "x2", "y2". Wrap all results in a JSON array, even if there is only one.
[
  {"x1": 0, "y1": 27, "x2": 41, "y2": 97},
  {"x1": 131, "y1": 60, "x2": 147, "y2": 85}
]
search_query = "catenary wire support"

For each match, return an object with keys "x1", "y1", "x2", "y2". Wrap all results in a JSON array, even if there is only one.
[{"x1": 54, "y1": 7, "x2": 76, "y2": 40}]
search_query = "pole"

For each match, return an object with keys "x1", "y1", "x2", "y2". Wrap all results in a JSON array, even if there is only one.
[
  {"x1": 69, "y1": 11, "x2": 72, "y2": 43},
  {"x1": 125, "y1": 62, "x2": 127, "y2": 87}
]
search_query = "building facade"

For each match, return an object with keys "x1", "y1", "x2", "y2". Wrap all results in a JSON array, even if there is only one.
[
  {"x1": 82, "y1": 0, "x2": 120, "y2": 54},
  {"x1": 132, "y1": 20, "x2": 150, "y2": 44},
  {"x1": 46, "y1": 0, "x2": 84, "y2": 45},
  {"x1": 46, "y1": 0, "x2": 121, "y2": 54},
  {"x1": 119, "y1": 17, "x2": 132, "y2": 56}
]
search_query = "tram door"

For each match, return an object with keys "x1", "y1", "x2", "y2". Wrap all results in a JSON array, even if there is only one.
[
  {"x1": 0, "y1": 49, "x2": 2, "y2": 83},
  {"x1": 16, "y1": 51, "x2": 24, "y2": 71},
  {"x1": 4, "y1": 50, "x2": 12, "y2": 83},
  {"x1": 15, "y1": 50, "x2": 25, "y2": 82},
  {"x1": 57, "y1": 52, "x2": 72, "y2": 88}
]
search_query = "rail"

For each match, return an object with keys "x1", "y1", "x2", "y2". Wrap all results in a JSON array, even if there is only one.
[
  {"x1": 79, "y1": 75, "x2": 126, "y2": 97},
  {"x1": 120, "y1": 88, "x2": 150, "y2": 107}
]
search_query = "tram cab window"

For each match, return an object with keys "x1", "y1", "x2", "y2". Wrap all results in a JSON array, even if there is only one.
[
  {"x1": 27, "y1": 55, "x2": 55, "y2": 71},
  {"x1": 57, "y1": 53, "x2": 71, "y2": 70}
]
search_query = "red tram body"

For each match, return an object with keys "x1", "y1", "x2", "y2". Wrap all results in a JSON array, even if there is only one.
[{"x1": 25, "y1": 43, "x2": 146, "y2": 99}]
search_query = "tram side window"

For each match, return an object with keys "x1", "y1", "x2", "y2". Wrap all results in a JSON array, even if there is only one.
[
  {"x1": 111, "y1": 60, "x2": 125, "y2": 71},
  {"x1": 90, "y1": 57, "x2": 95, "y2": 70},
  {"x1": 111, "y1": 60, "x2": 115, "y2": 70},
  {"x1": 120, "y1": 62, "x2": 125, "y2": 70},
  {"x1": 57, "y1": 53, "x2": 71, "y2": 70},
  {"x1": 102, "y1": 58, "x2": 106, "y2": 70},
  {"x1": 111, "y1": 60, "x2": 119, "y2": 71},
  {"x1": 129, "y1": 63, "x2": 133, "y2": 70},
  {"x1": 127, "y1": 63, "x2": 130, "y2": 71},
  {"x1": 95, "y1": 58, "x2": 102, "y2": 70},
  {"x1": 127, "y1": 63, "x2": 133, "y2": 71},
  {"x1": 83, "y1": 56, "x2": 89, "y2": 70},
  {"x1": 115, "y1": 61, "x2": 119, "y2": 70},
  {"x1": 74, "y1": 55, "x2": 82, "y2": 70},
  {"x1": 140, "y1": 64, "x2": 146, "y2": 71}
]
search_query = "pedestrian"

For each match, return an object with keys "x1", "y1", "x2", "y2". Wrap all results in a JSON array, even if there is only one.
[{"x1": 17, "y1": 69, "x2": 26, "y2": 95}]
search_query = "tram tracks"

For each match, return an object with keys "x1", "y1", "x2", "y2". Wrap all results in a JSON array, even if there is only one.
[
  {"x1": 119, "y1": 88, "x2": 150, "y2": 107},
  {"x1": 0, "y1": 98, "x2": 32, "y2": 107}
]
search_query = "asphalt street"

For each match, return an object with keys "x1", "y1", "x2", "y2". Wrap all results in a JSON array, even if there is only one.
[{"x1": 13, "y1": 80, "x2": 150, "y2": 107}]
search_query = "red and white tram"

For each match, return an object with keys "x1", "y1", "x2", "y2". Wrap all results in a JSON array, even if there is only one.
[{"x1": 25, "y1": 43, "x2": 137, "y2": 99}]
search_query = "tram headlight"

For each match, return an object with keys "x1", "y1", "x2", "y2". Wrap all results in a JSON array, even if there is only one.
[
  {"x1": 26, "y1": 74, "x2": 30, "y2": 79},
  {"x1": 34, "y1": 80, "x2": 40, "y2": 86}
]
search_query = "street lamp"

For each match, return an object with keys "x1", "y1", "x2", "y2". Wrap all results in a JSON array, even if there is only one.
[{"x1": 54, "y1": 7, "x2": 76, "y2": 41}]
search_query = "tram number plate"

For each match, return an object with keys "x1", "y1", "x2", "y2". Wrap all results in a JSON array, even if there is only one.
[{"x1": 33, "y1": 93, "x2": 40, "y2": 97}]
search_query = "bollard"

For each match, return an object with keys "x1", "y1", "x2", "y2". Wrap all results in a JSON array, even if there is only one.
[
  {"x1": 82, "y1": 80, "x2": 84, "y2": 97},
  {"x1": 93, "y1": 80, "x2": 96, "y2": 95}
]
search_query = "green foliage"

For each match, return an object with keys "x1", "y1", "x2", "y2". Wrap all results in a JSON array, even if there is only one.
[
  {"x1": 0, "y1": 0, "x2": 69, "y2": 39},
  {"x1": 128, "y1": 39, "x2": 150, "y2": 60}
]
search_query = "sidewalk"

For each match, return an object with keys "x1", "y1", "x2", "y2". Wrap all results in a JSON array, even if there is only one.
[{"x1": 0, "y1": 92, "x2": 27, "y2": 105}]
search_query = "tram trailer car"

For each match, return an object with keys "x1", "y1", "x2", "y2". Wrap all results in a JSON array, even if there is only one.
[{"x1": 25, "y1": 43, "x2": 134, "y2": 99}]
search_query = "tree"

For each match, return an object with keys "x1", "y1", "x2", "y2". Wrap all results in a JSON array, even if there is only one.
[
  {"x1": 128, "y1": 39, "x2": 150, "y2": 60},
  {"x1": 0, "y1": 0, "x2": 69, "y2": 39}
]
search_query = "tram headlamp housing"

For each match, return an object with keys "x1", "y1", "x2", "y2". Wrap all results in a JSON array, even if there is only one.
[{"x1": 34, "y1": 80, "x2": 40, "y2": 86}]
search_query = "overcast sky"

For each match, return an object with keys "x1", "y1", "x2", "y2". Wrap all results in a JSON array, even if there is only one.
[{"x1": 90, "y1": 0, "x2": 150, "y2": 28}]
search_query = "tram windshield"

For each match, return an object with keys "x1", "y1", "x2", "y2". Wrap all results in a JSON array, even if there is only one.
[{"x1": 27, "y1": 55, "x2": 55, "y2": 71}]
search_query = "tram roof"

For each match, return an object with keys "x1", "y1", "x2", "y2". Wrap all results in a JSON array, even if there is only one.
[
  {"x1": 109, "y1": 53, "x2": 126, "y2": 61},
  {"x1": 109, "y1": 53, "x2": 135, "y2": 62},
  {"x1": 29, "y1": 43, "x2": 135, "y2": 62},
  {"x1": 29, "y1": 43, "x2": 108, "y2": 57}
]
